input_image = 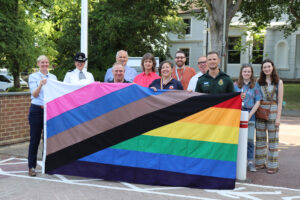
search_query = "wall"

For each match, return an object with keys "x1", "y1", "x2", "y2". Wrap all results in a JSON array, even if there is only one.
[{"x1": 0, "y1": 92, "x2": 31, "y2": 145}]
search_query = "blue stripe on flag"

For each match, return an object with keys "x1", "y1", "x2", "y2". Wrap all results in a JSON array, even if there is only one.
[
  {"x1": 79, "y1": 148, "x2": 236, "y2": 179},
  {"x1": 47, "y1": 84, "x2": 166, "y2": 138}
]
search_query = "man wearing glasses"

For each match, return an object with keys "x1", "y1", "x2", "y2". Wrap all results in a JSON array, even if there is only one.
[
  {"x1": 187, "y1": 56, "x2": 208, "y2": 91},
  {"x1": 172, "y1": 50, "x2": 196, "y2": 90}
]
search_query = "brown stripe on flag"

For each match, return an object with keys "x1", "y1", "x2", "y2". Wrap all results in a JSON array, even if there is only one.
[{"x1": 47, "y1": 90, "x2": 203, "y2": 155}]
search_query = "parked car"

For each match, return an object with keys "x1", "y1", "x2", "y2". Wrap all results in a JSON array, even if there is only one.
[{"x1": 0, "y1": 74, "x2": 28, "y2": 91}]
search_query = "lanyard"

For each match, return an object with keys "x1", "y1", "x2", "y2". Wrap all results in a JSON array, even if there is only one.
[
  {"x1": 160, "y1": 77, "x2": 173, "y2": 89},
  {"x1": 175, "y1": 66, "x2": 185, "y2": 81}
]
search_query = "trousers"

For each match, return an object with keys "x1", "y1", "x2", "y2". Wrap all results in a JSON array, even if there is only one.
[{"x1": 28, "y1": 104, "x2": 44, "y2": 169}]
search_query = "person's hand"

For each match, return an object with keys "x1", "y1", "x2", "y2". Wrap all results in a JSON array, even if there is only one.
[
  {"x1": 187, "y1": 89, "x2": 193, "y2": 93},
  {"x1": 40, "y1": 78, "x2": 47, "y2": 86},
  {"x1": 240, "y1": 92, "x2": 246, "y2": 100},
  {"x1": 150, "y1": 87, "x2": 157, "y2": 92}
]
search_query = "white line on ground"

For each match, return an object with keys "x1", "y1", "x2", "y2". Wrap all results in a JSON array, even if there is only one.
[
  {"x1": 120, "y1": 182, "x2": 143, "y2": 191},
  {"x1": 0, "y1": 157, "x2": 15, "y2": 164},
  {"x1": 0, "y1": 161, "x2": 27, "y2": 165},
  {"x1": 236, "y1": 182, "x2": 300, "y2": 192},
  {"x1": 0, "y1": 172, "x2": 218, "y2": 200},
  {"x1": 144, "y1": 186, "x2": 184, "y2": 191}
]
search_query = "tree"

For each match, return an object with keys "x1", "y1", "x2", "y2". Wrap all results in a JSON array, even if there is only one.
[
  {"x1": 181, "y1": 0, "x2": 300, "y2": 71},
  {"x1": 0, "y1": 0, "x2": 51, "y2": 88},
  {"x1": 47, "y1": 0, "x2": 185, "y2": 81}
]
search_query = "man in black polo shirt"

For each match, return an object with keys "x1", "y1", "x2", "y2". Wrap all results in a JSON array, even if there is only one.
[{"x1": 195, "y1": 51, "x2": 234, "y2": 94}]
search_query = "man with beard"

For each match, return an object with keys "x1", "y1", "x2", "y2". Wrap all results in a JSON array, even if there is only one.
[
  {"x1": 172, "y1": 50, "x2": 196, "y2": 90},
  {"x1": 195, "y1": 51, "x2": 234, "y2": 94}
]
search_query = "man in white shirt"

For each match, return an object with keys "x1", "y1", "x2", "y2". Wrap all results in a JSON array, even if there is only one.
[
  {"x1": 63, "y1": 52, "x2": 95, "y2": 84},
  {"x1": 187, "y1": 56, "x2": 208, "y2": 91},
  {"x1": 104, "y1": 50, "x2": 137, "y2": 82}
]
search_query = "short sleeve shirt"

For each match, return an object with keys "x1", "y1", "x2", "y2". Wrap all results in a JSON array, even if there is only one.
[{"x1": 195, "y1": 70, "x2": 234, "y2": 94}]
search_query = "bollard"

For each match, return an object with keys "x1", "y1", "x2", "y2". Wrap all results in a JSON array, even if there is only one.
[{"x1": 236, "y1": 111, "x2": 248, "y2": 181}]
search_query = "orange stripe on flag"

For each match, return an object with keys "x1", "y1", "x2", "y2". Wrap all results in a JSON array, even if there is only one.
[{"x1": 180, "y1": 107, "x2": 241, "y2": 128}]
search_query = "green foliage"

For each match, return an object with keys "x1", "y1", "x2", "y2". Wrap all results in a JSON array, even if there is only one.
[
  {"x1": 87, "y1": 0, "x2": 184, "y2": 72},
  {"x1": 239, "y1": 0, "x2": 300, "y2": 37},
  {"x1": 284, "y1": 83, "x2": 300, "y2": 110},
  {"x1": 6, "y1": 87, "x2": 24, "y2": 92},
  {"x1": 44, "y1": 0, "x2": 185, "y2": 77},
  {"x1": 0, "y1": 0, "x2": 50, "y2": 88}
]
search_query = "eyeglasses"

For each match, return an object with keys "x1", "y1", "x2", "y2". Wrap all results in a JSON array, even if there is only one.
[
  {"x1": 198, "y1": 62, "x2": 206, "y2": 65},
  {"x1": 175, "y1": 57, "x2": 185, "y2": 59}
]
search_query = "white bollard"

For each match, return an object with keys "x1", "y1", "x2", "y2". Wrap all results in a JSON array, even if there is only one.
[{"x1": 236, "y1": 111, "x2": 248, "y2": 181}]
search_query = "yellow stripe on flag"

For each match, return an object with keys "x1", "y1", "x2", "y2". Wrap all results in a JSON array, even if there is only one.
[{"x1": 144, "y1": 121, "x2": 239, "y2": 144}]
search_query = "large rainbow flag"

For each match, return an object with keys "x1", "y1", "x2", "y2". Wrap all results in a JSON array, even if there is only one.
[{"x1": 44, "y1": 79, "x2": 241, "y2": 189}]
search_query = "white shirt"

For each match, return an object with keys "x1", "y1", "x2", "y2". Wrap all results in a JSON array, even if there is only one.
[
  {"x1": 187, "y1": 72, "x2": 203, "y2": 91},
  {"x1": 63, "y1": 68, "x2": 95, "y2": 84},
  {"x1": 28, "y1": 71, "x2": 57, "y2": 105}
]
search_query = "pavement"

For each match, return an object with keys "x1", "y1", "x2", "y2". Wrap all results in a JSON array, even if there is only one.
[{"x1": 0, "y1": 115, "x2": 300, "y2": 199}]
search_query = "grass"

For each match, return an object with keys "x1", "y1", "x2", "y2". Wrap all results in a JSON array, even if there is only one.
[{"x1": 284, "y1": 84, "x2": 300, "y2": 110}]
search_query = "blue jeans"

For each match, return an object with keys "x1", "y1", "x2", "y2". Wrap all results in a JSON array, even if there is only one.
[
  {"x1": 28, "y1": 104, "x2": 44, "y2": 169},
  {"x1": 247, "y1": 121, "x2": 255, "y2": 161}
]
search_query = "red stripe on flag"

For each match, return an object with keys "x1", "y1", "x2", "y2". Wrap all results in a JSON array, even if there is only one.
[{"x1": 214, "y1": 95, "x2": 242, "y2": 110}]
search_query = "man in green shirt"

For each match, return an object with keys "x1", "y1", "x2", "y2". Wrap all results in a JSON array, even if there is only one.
[{"x1": 195, "y1": 51, "x2": 234, "y2": 94}]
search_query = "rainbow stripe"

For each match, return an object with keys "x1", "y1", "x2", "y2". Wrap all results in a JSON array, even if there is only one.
[{"x1": 45, "y1": 80, "x2": 241, "y2": 189}]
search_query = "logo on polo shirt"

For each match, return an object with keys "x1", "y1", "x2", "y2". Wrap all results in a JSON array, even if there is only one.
[
  {"x1": 218, "y1": 79, "x2": 223, "y2": 86},
  {"x1": 203, "y1": 82, "x2": 209, "y2": 87}
]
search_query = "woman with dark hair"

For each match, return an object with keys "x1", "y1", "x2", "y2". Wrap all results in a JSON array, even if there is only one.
[
  {"x1": 133, "y1": 53, "x2": 160, "y2": 87},
  {"x1": 234, "y1": 64, "x2": 261, "y2": 172},
  {"x1": 149, "y1": 60, "x2": 183, "y2": 91},
  {"x1": 255, "y1": 59, "x2": 283, "y2": 174}
]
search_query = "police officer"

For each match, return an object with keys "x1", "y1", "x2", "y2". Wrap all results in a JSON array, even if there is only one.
[{"x1": 63, "y1": 52, "x2": 95, "y2": 84}]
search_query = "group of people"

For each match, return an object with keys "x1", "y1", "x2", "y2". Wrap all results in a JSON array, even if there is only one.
[{"x1": 27, "y1": 49, "x2": 283, "y2": 177}]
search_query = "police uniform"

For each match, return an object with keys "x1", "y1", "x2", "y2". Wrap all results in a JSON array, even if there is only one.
[
  {"x1": 195, "y1": 70, "x2": 234, "y2": 94},
  {"x1": 63, "y1": 52, "x2": 95, "y2": 84},
  {"x1": 63, "y1": 68, "x2": 95, "y2": 84}
]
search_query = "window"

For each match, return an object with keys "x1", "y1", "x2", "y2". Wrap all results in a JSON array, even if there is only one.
[
  {"x1": 252, "y1": 36, "x2": 264, "y2": 64},
  {"x1": 227, "y1": 37, "x2": 241, "y2": 64},
  {"x1": 0, "y1": 75, "x2": 10, "y2": 83},
  {"x1": 180, "y1": 48, "x2": 190, "y2": 65},
  {"x1": 183, "y1": 18, "x2": 191, "y2": 35}
]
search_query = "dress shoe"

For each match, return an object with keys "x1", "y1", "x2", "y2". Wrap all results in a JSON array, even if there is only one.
[{"x1": 28, "y1": 168, "x2": 36, "y2": 177}]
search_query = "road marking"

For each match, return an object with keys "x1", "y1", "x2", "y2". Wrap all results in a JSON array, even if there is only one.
[
  {"x1": 120, "y1": 182, "x2": 143, "y2": 191},
  {"x1": 1, "y1": 157, "x2": 300, "y2": 199},
  {"x1": 0, "y1": 161, "x2": 27, "y2": 165},
  {"x1": 0, "y1": 157, "x2": 15, "y2": 164},
  {"x1": 0, "y1": 171, "x2": 218, "y2": 200}
]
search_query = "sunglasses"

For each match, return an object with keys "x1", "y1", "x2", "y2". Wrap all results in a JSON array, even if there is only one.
[{"x1": 198, "y1": 62, "x2": 206, "y2": 64}]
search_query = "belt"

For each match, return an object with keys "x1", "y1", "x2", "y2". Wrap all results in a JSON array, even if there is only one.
[{"x1": 32, "y1": 104, "x2": 44, "y2": 109}]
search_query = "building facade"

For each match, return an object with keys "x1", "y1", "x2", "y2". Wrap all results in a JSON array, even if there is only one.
[{"x1": 168, "y1": 12, "x2": 300, "y2": 79}]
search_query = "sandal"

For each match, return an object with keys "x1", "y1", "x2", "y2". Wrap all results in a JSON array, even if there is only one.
[
  {"x1": 267, "y1": 168, "x2": 279, "y2": 174},
  {"x1": 255, "y1": 164, "x2": 267, "y2": 170}
]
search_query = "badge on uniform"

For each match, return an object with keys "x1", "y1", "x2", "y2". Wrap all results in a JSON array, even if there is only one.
[
  {"x1": 204, "y1": 82, "x2": 209, "y2": 86},
  {"x1": 218, "y1": 79, "x2": 223, "y2": 86}
]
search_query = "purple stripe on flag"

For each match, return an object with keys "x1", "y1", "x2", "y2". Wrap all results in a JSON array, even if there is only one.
[{"x1": 47, "y1": 160, "x2": 235, "y2": 189}]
